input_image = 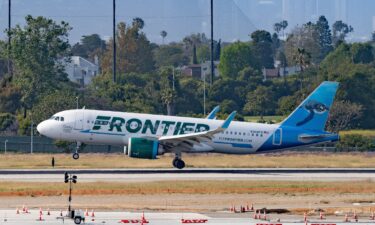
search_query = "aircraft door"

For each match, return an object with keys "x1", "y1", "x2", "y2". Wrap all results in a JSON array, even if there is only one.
[
  {"x1": 74, "y1": 109, "x2": 84, "y2": 130},
  {"x1": 272, "y1": 128, "x2": 282, "y2": 145}
]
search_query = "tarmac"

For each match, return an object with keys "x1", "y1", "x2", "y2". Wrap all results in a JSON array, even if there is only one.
[{"x1": 1, "y1": 168, "x2": 375, "y2": 182}]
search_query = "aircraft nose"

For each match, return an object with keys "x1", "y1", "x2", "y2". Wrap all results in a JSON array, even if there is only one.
[{"x1": 36, "y1": 121, "x2": 47, "y2": 135}]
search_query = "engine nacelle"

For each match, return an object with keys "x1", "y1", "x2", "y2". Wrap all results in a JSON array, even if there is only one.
[{"x1": 128, "y1": 137, "x2": 164, "y2": 159}]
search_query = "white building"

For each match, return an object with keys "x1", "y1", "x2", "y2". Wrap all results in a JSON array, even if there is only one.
[{"x1": 65, "y1": 56, "x2": 99, "y2": 87}]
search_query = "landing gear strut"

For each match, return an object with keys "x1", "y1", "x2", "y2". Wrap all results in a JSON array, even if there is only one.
[
  {"x1": 72, "y1": 142, "x2": 81, "y2": 160},
  {"x1": 172, "y1": 153, "x2": 185, "y2": 169}
]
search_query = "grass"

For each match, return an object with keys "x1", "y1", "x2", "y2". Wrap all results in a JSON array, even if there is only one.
[
  {"x1": 339, "y1": 130, "x2": 375, "y2": 138},
  {"x1": 1, "y1": 180, "x2": 375, "y2": 197},
  {"x1": 2, "y1": 152, "x2": 375, "y2": 169}
]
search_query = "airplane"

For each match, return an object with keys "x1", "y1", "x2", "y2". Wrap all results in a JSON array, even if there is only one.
[{"x1": 37, "y1": 81, "x2": 339, "y2": 169}]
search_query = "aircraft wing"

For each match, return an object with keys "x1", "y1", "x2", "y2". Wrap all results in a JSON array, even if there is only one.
[{"x1": 158, "y1": 111, "x2": 236, "y2": 151}]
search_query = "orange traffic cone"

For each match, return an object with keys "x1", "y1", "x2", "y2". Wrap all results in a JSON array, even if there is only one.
[
  {"x1": 47, "y1": 208, "x2": 50, "y2": 216},
  {"x1": 353, "y1": 212, "x2": 358, "y2": 222},
  {"x1": 38, "y1": 211, "x2": 43, "y2": 221},
  {"x1": 25, "y1": 207, "x2": 29, "y2": 214},
  {"x1": 39, "y1": 208, "x2": 43, "y2": 215},
  {"x1": 85, "y1": 209, "x2": 89, "y2": 216},
  {"x1": 91, "y1": 209, "x2": 95, "y2": 222},
  {"x1": 344, "y1": 213, "x2": 349, "y2": 222},
  {"x1": 246, "y1": 203, "x2": 250, "y2": 211},
  {"x1": 251, "y1": 203, "x2": 254, "y2": 211},
  {"x1": 254, "y1": 210, "x2": 258, "y2": 219}
]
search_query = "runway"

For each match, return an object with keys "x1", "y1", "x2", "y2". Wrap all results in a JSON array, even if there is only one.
[{"x1": 0, "y1": 168, "x2": 375, "y2": 182}]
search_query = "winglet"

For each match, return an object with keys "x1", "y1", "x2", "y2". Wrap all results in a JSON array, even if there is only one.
[
  {"x1": 221, "y1": 111, "x2": 236, "y2": 129},
  {"x1": 206, "y1": 106, "x2": 220, "y2": 119}
]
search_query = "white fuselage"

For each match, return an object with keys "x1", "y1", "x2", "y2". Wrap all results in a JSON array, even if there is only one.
[{"x1": 37, "y1": 109, "x2": 280, "y2": 154}]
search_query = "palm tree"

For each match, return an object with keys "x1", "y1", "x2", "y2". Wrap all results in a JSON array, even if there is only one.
[
  {"x1": 160, "y1": 30, "x2": 167, "y2": 44},
  {"x1": 293, "y1": 48, "x2": 311, "y2": 72}
]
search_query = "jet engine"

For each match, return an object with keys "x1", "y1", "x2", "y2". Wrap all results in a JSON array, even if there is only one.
[{"x1": 127, "y1": 137, "x2": 164, "y2": 159}]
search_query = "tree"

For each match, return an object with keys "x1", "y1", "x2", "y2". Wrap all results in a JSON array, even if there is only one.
[
  {"x1": 192, "y1": 44, "x2": 198, "y2": 64},
  {"x1": 274, "y1": 22, "x2": 283, "y2": 34},
  {"x1": 332, "y1": 20, "x2": 353, "y2": 46},
  {"x1": 281, "y1": 20, "x2": 288, "y2": 39},
  {"x1": 293, "y1": 48, "x2": 311, "y2": 72},
  {"x1": 71, "y1": 34, "x2": 105, "y2": 60},
  {"x1": 350, "y1": 43, "x2": 374, "y2": 64},
  {"x1": 160, "y1": 30, "x2": 167, "y2": 44},
  {"x1": 132, "y1": 17, "x2": 145, "y2": 29},
  {"x1": 159, "y1": 67, "x2": 176, "y2": 115},
  {"x1": 284, "y1": 25, "x2": 320, "y2": 65},
  {"x1": 153, "y1": 44, "x2": 189, "y2": 68},
  {"x1": 326, "y1": 100, "x2": 362, "y2": 132},
  {"x1": 250, "y1": 30, "x2": 274, "y2": 68},
  {"x1": 31, "y1": 91, "x2": 76, "y2": 124},
  {"x1": 101, "y1": 19, "x2": 155, "y2": 74},
  {"x1": 316, "y1": 15, "x2": 333, "y2": 60},
  {"x1": 6, "y1": 15, "x2": 72, "y2": 116},
  {"x1": 244, "y1": 86, "x2": 275, "y2": 119},
  {"x1": 197, "y1": 45, "x2": 210, "y2": 63},
  {"x1": 218, "y1": 42, "x2": 256, "y2": 79},
  {"x1": 214, "y1": 39, "x2": 221, "y2": 60}
]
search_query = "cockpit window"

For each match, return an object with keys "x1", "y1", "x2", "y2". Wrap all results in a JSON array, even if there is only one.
[
  {"x1": 55, "y1": 117, "x2": 60, "y2": 121},
  {"x1": 60, "y1": 117, "x2": 64, "y2": 121},
  {"x1": 49, "y1": 116, "x2": 56, "y2": 120}
]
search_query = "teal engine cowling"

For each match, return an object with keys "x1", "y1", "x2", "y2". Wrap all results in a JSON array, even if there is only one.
[{"x1": 127, "y1": 137, "x2": 163, "y2": 159}]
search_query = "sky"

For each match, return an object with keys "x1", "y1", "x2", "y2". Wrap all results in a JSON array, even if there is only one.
[{"x1": 0, "y1": 0, "x2": 375, "y2": 44}]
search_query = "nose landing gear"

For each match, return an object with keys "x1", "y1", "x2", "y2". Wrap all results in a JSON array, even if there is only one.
[
  {"x1": 172, "y1": 152, "x2": 185, "y2": 169},
  {"x1": 72, "y1": 142, "x2": 81, "y2": 160}
]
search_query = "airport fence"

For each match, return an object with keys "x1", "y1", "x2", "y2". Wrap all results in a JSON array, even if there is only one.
[{"x1": 0, "y1": 136, "x2": 124, "y2": 154}]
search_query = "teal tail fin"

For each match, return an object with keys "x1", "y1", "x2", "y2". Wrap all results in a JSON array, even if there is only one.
[{"x1": 281, "y1": 81, "x2": 339, "y2": 131}]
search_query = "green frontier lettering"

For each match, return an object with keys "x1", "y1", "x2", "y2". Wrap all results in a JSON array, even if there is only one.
[
  {"x1": 92, "y1": 116, "x2": 211, "y2": 136},
  {"x1": 161, "y1": 121, "x2": 175, "y2": 135},
  {"x1": 109, "y1": 117, "x2": 125, "y2": 132},
  {"x1": 126, "y1": 118, "x2": 142, "y2": 133},
  {"x1": 141, "y1": 119, "x2": 160, "y2": 134},
  {"x1": 179, "y1": 122, "x2": 195, "y2": 134},
  {"x1": 174, "y1": 122, "x2": 182, "y2": 135},
  {"x1": 93, "y1": 116, "x2": 111, "y2": 130},
  {"x1": 195, "y1": 124, "x2": 210, "y2": 132}
]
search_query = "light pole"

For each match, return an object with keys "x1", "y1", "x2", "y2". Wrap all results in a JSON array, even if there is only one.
[
  {"x1": 75, "y1": 96, "x2": 79, "y2": 109},
  {"x1": 30, "y1": 122, "x2": 33, "y2": 154},
  {"x1": 64, "y1": 172, "x2": 77, "y2": 213},
  {"x1": 4, "y1": 140, "x2": 8, "y2": 154},
  {"x1": 203, "y1": 72, "x2": 206, "y2": 116}
]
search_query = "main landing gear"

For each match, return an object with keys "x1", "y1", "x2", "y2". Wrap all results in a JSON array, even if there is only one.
[
  {"x1": 72, "y1": 142, "x2": 81, "y2": 160},
  {"x1": 172, "y1": 152, "x2": 185, "y2": 169}
]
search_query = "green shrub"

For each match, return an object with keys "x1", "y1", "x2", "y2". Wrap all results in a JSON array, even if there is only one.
[
  {"x1": 336, "y1": 134, "x2": 375, "y2": 151},
  {"x1": 0, "y1": 113, "x2": 15, "y2": 131}
]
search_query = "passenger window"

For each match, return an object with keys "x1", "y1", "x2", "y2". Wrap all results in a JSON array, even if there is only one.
[{"x1": 60, "y1": 117, "x2": 64, "y2": 121}]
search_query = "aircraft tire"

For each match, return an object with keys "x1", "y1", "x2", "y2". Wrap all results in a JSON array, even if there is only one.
[
  {"x1": 175, "y1": 159, "x2": 185, "y2": 169},
  {"x1": 72, "y1": 153, "x2": 80, "y2": 160}
]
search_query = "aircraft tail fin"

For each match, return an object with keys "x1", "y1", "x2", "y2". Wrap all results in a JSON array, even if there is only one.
[{"x1": 281, "y1": 81, "x2": 339, "y2": 131}]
